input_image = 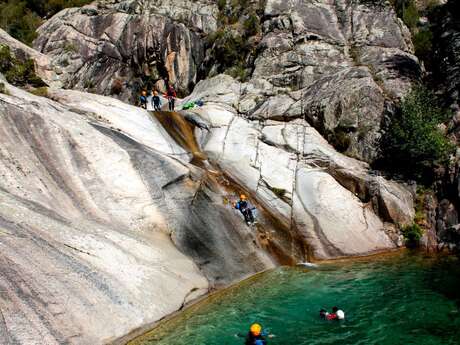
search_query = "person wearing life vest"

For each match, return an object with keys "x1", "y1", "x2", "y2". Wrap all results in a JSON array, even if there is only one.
[
  {"x1": 325, "y1": 306, "x2": 345, "y2": 320},
  {"x1": 235, "y1": 194, "x2": 256, "y2": 225},
  {"x1": 245, "y1": 323, "x2": 267, "y2": 345},
  {"x1": 166, "y1": 84, "x2": 177, "y2": 111},
  {"x1": 152, "y1": 90, "x2": 162, "y2": 111},
  {"x1": 139, "y1": 90, "x2": 147, "y2": 109}
]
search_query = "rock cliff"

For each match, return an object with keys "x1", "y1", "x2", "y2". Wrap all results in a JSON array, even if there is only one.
[
  {"x1": 34, "y1": 0, "x2": 421, "y2": 163},
  {"x1": 0, "y1": 0, "x2": 422, "y2": 343}
]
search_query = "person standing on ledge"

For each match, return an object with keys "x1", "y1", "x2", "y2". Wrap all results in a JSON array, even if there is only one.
[
  {"x1": 166, "y1": 84, "x2": 177, "y2": 111},
  {"x1": 139, "y1": 90, "x2": 147, "y2": 109},
  {"x1": 152, "y1": 90, "x2": 162, "y2": 111}
]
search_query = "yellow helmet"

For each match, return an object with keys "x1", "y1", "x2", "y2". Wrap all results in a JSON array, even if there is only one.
[
  {"x1": 250, "y1": 323, "x2": 262, "y2": 336},
  {"x1": 240, "y1": 194, "x2": 247, "y2": 200}
]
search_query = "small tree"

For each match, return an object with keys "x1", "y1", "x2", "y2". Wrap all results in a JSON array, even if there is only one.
[
  {"x1": 401, "y1": 223, "x2": 424, "y2": 248},
  {"x1": 380, "y1": 86, "x2": 454, "y2": 183},
  {"x1": 0, "y1": 44, "x2": 46, "y2": 87}
]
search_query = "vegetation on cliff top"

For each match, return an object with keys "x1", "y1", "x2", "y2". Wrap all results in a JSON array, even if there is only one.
[
  {"x1": 0, "y1": 0, "x2": 92, "y2": 45},
  {"x1": 205, "y1": 0, "x2": 264, "y2": 81},
  {"x1": 0, "y1": 44, "x2": 45, "y2": 87}
]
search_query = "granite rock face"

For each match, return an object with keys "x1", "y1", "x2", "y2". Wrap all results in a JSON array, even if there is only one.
[
  {"x1": 245, "y1": 0, "x2": 421, "y2": 162},
  {"x1": 33, "y1": 0, "x2": 421, "y2": 163},
  {"x1": 187, "y1": 74, "x2": 414, "y2": 259},
  {"x1": 34, "y1": 0, "x2": 218, "y2": 100},
  {"x1": 0, "y1": 80, "x2": 275, "y2": 345}
]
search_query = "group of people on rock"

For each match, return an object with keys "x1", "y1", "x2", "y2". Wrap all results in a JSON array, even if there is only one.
[
  {"x1": 244, "y1": 307, "x2": 345, "y2": 344},
  {"x1": 139, "y1": 84, "x2": 177, "y2": 111}
]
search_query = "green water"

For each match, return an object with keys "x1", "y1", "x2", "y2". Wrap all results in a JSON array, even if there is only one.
[{"x1": 132, "y1": 253, "x2": 460, "y2": 345}]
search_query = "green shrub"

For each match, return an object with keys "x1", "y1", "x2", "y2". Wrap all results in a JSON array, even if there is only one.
[
  {"x1": 210, "y1": 29, "x2": 249, "y2": 71},
  {"x1": 63, "y1": 42, "x2": 77, "y2": 53},
  {"x1": 330, "y1": 128, "x2": 351, "y2": 153},
  {"x1": 84, "y1": 79, "x2": 94, "y2": 89},
  {"x1": 243, "y1": 13, "x2": 260, "y2": 37},
  {"x1": 0, "y1": 1, "x2": 41, "y2": 45},
  {"x1": 226, "y1": 64, "x2": 248, "y2": 81},
  {"x1": 0, "y1": 0, "x2": 93, "y2": 45},
  {"x1": 271, "y1": 187, "x2": 287, "y2": 199},
  {"x1": 413, "y1": 28, "x2": 433, "y2": 66},
  {"x1": 0, "y1": 44, "x2": 46, "y2": 87},
  {"x1": 401, "y1": 223, "x2": 424, "y2": 247},
  {"x1": 379, "y1": 85, "x2": 454, "y2": 183},
  {"x1": 30, "y1": 86, "x2": 48, "y2": 97},
  {"x1": 390, "y1": 0, "x2": 419, "y2": 31},
  {"x1": 217, "y1": 0, "x2": 226, "y2": 11}
]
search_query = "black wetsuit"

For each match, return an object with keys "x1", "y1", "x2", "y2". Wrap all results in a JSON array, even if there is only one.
[
  {"x1": 236, "y1": 200, "x2": 255, "y2": 224},
  {"x1": 245, "y1": 332, "x2": 267, "y2": 345},
  {"x1": 152, "y1": 95, "x2": 161, "y2": 111}
]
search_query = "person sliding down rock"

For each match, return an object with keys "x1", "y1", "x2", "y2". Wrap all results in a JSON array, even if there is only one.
[
  {"x1": 165, "y1": 84, "x2": 177, "y2": 111},
  {"x1": 235, "y1": 194, "x2": 256, "y2": 226}
]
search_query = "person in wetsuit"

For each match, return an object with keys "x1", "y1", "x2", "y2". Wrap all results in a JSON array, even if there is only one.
[{"x1": 245, "y1": 323, "x2": 267, "y2": 345}]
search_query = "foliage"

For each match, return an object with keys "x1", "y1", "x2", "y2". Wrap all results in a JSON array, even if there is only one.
[
  {"x1": 30, "y1": 86, "x2": 49, "y2": 97},
  {"x1": 207, "y1": 0, "x2": 264, "y2": 80},
  {"x1": 413, "y1": 28, "x2": 433, "y2": 67},
  {"x1": 217, "y1": 0, "x2": 226, "y2": 11},
  {"x1": 330, "y1": 128, "x2": 352, "y2": 153},
  {"x1": 243, "y1": 13, "x2": 260, "y2": 37},
  {"x1": 0, "y1": 44, "x2": 46, "y2": 87},
  {"x1": 207, "y1": 28, "x2": 251, "y2": 78},
  {"x1": 401, "y1": 223, "x2": 424, "y2": 247},
  {"x1": 0, "y1": 1, "x2": 41, "y2": 45},
  {"x1": 379, "y1": 85, "x2": 454, "y2": 184},
  {"x1": 0, "y1": 0, "x2": 92, "y2": 45},
  {"x1": 63, "y1": 42, "x2": 77, "y2": 53},
  {"x1": 270, "y1": 187, "x2": 287, "y2": 199},
  {"x1": 226, "y1": 64, "x2": 248, "y2": 81}
]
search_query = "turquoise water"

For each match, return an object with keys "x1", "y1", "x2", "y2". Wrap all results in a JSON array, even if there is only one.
[{"x1": 132, "y1": 253, "x2": 460, "y2": 345}]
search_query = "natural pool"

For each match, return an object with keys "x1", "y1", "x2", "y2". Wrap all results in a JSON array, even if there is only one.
[{"x1": 130, "y1": 252, "x2": 460, "y2": 345}]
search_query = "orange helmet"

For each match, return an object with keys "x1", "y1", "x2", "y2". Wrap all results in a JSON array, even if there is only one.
[
  {"x1": 142, "y1": 90, "x2": 147, "y2": 96},
  {"x1": 240, "y1": 194, "x2": 247, "y2": 200},
  {"x1": 250, "y1": 323, "x2": 262, "y2": 336}
]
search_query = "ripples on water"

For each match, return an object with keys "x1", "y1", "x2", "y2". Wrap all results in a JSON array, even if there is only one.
[{"x1": 131, "y1": 253, "x2": 460, "y2": 345}]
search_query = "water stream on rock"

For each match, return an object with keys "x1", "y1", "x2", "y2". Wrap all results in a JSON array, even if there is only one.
[
  {"x1": 151, "y1": 111, "x2": 207, "y2": 163},
  {"x1": 129, "y1": 253, "x2": 460, "y2": 345}
]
